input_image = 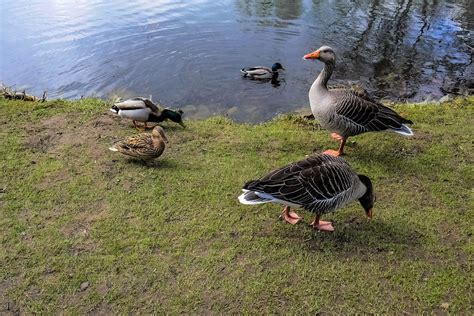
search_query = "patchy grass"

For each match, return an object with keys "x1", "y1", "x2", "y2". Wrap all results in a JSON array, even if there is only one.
[{"x1": 0, "y1": 97, "x2": 473, "y2": 314}]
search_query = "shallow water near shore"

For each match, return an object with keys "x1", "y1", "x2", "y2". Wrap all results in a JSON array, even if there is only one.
[{"x1": 1, "y1": 0, "x2": 472, "y2": 122}]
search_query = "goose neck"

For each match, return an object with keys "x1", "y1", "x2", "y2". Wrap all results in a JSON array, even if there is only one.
[{"x1": 315, "y1": 61, "x2": 335, "y2": 89}]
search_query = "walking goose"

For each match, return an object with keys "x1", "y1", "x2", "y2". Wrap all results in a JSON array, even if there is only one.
[
  {"x1": 238, "y1": 153, "x2": 374, "y2": 232},
  {"x1": 110, "y1": 97, "x2": 185, "y2": 129},
  {"x1": 303, "y1": 46, "x2": 413, "y2": 156},
  {"x1": 109, "y1": 126, "x2": 168, "y2": 160},
  {"x1": 241, "y1": 62, "x2": 285, "y2": 80}
]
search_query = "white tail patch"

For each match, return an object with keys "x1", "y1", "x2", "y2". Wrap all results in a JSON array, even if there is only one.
[
  {"x1": 238, "y1": 190, "x2": 273, "y2": 205},
  {"x1": 109, "y1": 146, "x2": 118, "y2": 152},
  {"x1": 392, "y1": 124, "x2": 413, "y2": 136}
]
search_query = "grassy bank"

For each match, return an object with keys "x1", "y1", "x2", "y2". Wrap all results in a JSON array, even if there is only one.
[{"x1": 0, "y1": 97, "x2": 473, "y2": 314}]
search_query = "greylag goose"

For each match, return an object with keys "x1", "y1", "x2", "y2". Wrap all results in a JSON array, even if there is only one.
[
  {"x1": 109, "y1": 126, "x2": 168, "y2": 160},
  {"x1": 110, "y1": 97, "x2": 185, "y2": 129},
  {"x1": 303, "y1": 46, "x2": 413, "y2": 156},
  {"x1": 238, "y1": 153, "x2": 375, "y2": 232},
  {"x1": 241, "y1": 62, "x2": 285, "y2": 80}
]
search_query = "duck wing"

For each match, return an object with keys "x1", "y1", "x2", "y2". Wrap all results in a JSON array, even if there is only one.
[
  {"x1": 244, "y1": 154, "x2": 359, "y2": 212},
  {"x1": 114, "y1": 98, "x2": 159, "y2": 112},
  {"x1": 241, "y1": 66, "x2": 272, "y2": 78},
  {"x1": 331, "y1": 90, "x2": 413, "y2": 136}
]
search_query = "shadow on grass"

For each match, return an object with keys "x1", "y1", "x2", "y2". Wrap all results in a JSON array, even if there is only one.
[
  {"x1": 126, "y1": 158, "x2": 179, "y2": 169},
  {"x1": 290, "y1": 219, "x2": 423, "y2": 254}
]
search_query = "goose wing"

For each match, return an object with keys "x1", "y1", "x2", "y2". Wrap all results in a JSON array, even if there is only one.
[
  {"x1": 332, "y1": 90, "x2": 412, "y2": 135},
  {"x1": 244, "y1": 154, "x2": 357, "y2": 211}
]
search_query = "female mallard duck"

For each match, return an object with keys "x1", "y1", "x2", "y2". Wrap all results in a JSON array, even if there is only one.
[
  {"x1": 241, "y1": 62, "x2": 285, "y2": 80},
  {"x1": 303, "y1": 46, "x2": 413, "y2": 156},
  {"x1": 109, "y1": 126, "x2": 168, "y2": 160},
  {"x1": 238, "y1": 153, "x2": 374, "y2": 232},
  {"x1": 110, "y1": 97, "x2": 185, "y2": 128}
]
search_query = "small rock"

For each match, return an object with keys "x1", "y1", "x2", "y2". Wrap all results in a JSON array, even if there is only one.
[
  {"x1": 440, "y1": 302, "x2": 450, "y2": 309},
  {"x1": 439, "y1": 94, "x2": 453, "y2": 103},
  {"x1": 80, "y1": 281, "x2": 90, "y2": 291}
]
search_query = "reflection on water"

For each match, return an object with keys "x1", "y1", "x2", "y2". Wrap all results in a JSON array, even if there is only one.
[{"x1": 0, "y1": 0, "x2": 472, "y2": 122}]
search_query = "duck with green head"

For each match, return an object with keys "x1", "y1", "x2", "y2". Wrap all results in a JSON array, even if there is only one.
[
  {"x1": 241, "y1": 62, "x2": 285, "y2": 80},
  {"x1": 110, "y1": 97, "x2": 185, "y2": 129}
]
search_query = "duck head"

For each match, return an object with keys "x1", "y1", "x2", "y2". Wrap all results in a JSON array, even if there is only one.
[
  {"x1": 163, "y1": 109, "x2": 186, "y2": 128},
  {"x1": 271, "y1": 62, "x2": 285, "y2": 72},
  {"x1": 357, "y1": 174, "x2": 375, "y2": 219},
  {"x1": 152, "y1": 126, "x2": 169, "y2": 143},
  {"x1": 303, "y1": 46, "x2": 336, "y2": 64}
]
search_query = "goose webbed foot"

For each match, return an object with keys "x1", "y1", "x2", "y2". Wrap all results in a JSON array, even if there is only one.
[
  {"x1": 309, "y1": 215, "x2": 334, "y2": 232},
  {"x1": 323, "y1": 149, "x2": 342, "y2": 156},
  {"x1": 280, "y1": 206, "x2": 301, "y2": 225},
  {"x1": 324, "y1": 137, "x2": 346, "y2": 156}
]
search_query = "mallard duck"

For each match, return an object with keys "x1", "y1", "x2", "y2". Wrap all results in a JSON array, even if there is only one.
[
  {"x1": 110, "y1": 97, "x2": 185, "y2": 128},
  {"x1": 238, "y1": 153, "x2": 374, "y2": 232},
  {"x1": 109, "y1": 126, "x2": 168, "y2": 160},
  {"x1": 303, "y1": 46, "x2": 413, "y2": 156},
  {"x1": 241, "y1": 62, "x2": 285, "y2": 80}
]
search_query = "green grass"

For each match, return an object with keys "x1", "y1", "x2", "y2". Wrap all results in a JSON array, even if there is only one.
[{"x1": 0, "y1": 97, "x2": 473, "y2": 314}]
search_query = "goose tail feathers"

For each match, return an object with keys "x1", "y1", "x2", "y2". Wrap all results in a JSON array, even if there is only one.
[
  {"x1": 238, "y1": 190, "x2": 272, "y2": 205},
  {"x1": 392, "y1": 124, "x2": 413, "y2": 136}
]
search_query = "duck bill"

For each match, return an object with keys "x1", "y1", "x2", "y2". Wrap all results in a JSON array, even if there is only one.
[
  {"x1": 365, "y1": 208, "x2": 373, "y2": 219},
  {"x1": 303, "y1": 50, "x2": 320, "y2": 60}
]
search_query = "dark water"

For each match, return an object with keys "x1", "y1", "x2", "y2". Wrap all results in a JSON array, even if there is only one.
[{"x1": 1, "y1": 0, "x2": 472, "y2": 122}]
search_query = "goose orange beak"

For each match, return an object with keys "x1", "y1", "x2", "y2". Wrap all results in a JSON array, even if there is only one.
[{"x1": 303, "y1": 50, "x2": 320, "y2": 60}]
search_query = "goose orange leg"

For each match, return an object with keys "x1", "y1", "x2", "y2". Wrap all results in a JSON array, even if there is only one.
[
  {"x1": 280, "y1": 206, "x2": 302, "y2": 225},
  {"x1": 309, "y1": 214, "x2": 334, "y2": 232},
  {"x1": 324, "y1": 133, "x2": 346, "y2": 156}
]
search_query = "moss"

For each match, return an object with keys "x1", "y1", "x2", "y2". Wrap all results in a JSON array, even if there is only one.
[{"x1": 0, "y1": 97, "x2": 473, "y2": 313}]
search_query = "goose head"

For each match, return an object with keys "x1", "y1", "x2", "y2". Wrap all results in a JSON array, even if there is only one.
[
  {"x1": 357, "y1": 174, "x2": 375, "y2": 219},
  {"x1": 152, "y1": 126, "x2": 169, "y2": 143},
  {"x1": 303, "y1": 46, "x2": 336, "y2": 64},
  {"x1": 271, "y1": 62, "x2": 285, "y2": 72}
]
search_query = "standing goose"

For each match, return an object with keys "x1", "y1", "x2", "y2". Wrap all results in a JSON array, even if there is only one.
[
  {"x1": 110, "y1": 97, "x2": 185, "y2": 129},
  {"x1": 241, "y1": 62, "x2": 285, "y2": 80},
  {"x1": 238, "y1": 153, "x2": 375, "y2": 232},
  {"x1": 303, "y1": 46, "x2": 413, "y2": 156},
  {"x1": 109, "y1": 126, "x2": 168, "y2": 161}
]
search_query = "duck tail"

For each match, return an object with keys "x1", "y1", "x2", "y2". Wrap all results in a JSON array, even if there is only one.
[
  {"x1": 391, "y1": 124, "x2": 413, "y2": 136},
  {"x1": 109, "y1": 145, "x2": 118, "y2": 152},
  {"x1": 110, "y1": 105, "x2": 119, "y2": 114},
  {"x1": 240, "y1": 68, "x2": 249, "y2": 76},
  {"x1": 238, "y1": 190, "x2": 272, "y2": 205}
]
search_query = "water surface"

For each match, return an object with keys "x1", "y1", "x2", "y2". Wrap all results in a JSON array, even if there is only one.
[{"x1": 1, "y1": 0, "x2": 472, "y2": 121}]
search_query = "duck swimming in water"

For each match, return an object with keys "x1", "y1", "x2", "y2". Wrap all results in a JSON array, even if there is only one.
[{"x1": 241, "y1": 62, "x2": 285, "y2": 80}]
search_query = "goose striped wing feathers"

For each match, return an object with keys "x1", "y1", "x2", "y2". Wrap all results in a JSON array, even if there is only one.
[
  {"x1": 332, "y1": 90, "x2": 412, "y2": 135},
  {"x1": 244, "y1": 154, "x2": 357, "y2": 210}
]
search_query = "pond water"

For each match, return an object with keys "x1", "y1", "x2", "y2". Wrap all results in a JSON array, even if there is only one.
[{"x1": 1, "y1": 0, "x2": 472, "y2": 122}]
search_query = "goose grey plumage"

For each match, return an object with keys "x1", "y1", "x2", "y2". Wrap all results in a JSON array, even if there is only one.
[
  {"x1": 238, "y1": 153, "x2": 375, "y2": 232},
  {"x1": 303, "y1": 46, "x2": 413, "y2": 156}
]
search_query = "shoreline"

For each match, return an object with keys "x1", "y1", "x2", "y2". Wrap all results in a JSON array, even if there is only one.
[{"x1": 1, "y1": 97, "x2": 473, "y2": 313}]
